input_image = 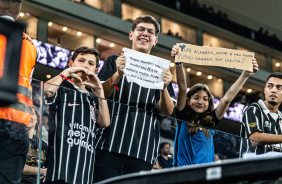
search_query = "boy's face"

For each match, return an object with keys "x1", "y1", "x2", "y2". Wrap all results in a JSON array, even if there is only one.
[
  {"x1": 264, "y1": 77, "x2": 282, "y2": 106},
  {"x1": 27, "y1": 108, "x2": 37, "y2": 128},
  {"x1": 129, "y1": 22, "x2": 158, "y2": 54},
  {"x1": 69, "y1": 53, "x2": 98, "y2": 79}
]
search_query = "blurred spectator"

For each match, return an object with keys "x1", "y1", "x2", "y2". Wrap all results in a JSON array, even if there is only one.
[
  {"x1": 175, "y1": 32, "x2": 182, "y2": 39},
  {"x1": 258, "y1": 27, "x2": 264, "y2": 34},
  {"x1": 202, "y1": 4, "x2": 208, "y2": 12},
  {"x1": 207, "y1": 5, "x2": 214, "y2": 14},
  {"x1": 157, "y1": 142, "x2": 173, "y2": 169},
  {"x1": 264, "y1": 29, "x2": 269, "y2": 37},
  {"x1": 167, "y1": 29, "x2": 172, "y2": 36},
  {"x1": 21, "y1": 106, "x2": 48, "y2": 184}
]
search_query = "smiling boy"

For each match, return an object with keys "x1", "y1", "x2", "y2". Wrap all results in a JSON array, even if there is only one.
[
  {"x1": 44, "y1": 46, "x2": 110, "y2": 184},
  {"x1": 94, "y1": 15, "x2": 175, "y2": 182}
]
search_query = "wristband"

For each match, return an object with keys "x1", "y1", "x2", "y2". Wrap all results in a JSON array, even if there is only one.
[
  {"x1": 110, "y1": 76, "x2": 119, "y2": 91},
  {"x1": 59, "y1": 74, "x2": 74, "y2": 83},
  {"x1": 175, "y1": 62, "x2": 182, "y2": 66}
]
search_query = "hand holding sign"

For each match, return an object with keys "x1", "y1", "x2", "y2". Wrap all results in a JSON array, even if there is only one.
[
  {"x1": 171, "y1": 45, "x2": 179, "y2": 59},
  {"x1": 244, "y1": 58, "x2": 259, "y2": 77},
  {"x1": 123, "y1": 48, "x2": 171, "y2": 90},
  {"x1": 175, "y1": 43, "x2": 255, "y2": 72},
  {"x1": 162, "y1": 68, "x2": 173, "y2": 89},
  {"x1": 115, "y1": 53, "x2": 126, "y2": 76}
]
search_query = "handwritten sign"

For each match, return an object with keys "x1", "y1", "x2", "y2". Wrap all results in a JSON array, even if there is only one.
[
  {"x1": 123, "y1": 48, "x2": 170, "y2": 89},
  {"x1": 175, "y1": 43, "x2": 254, "y2": 72}
]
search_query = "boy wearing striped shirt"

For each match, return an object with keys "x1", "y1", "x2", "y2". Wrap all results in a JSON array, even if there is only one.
[
  {"x1": 44, "y1": 46, "x2": 110, "y2": 184},
  {"x1": 94, "y1": 15, "x2": 175, "y2": 182}
]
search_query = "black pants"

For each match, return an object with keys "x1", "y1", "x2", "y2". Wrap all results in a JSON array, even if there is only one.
[
  {"x1": 93, "y1": 150, "x2": 153, "y2": 183},
  {"x1": 0, "y1": 132, "x2": 29, "y2": 184}
]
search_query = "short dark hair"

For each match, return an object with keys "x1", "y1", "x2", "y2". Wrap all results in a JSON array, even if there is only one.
[
  {"x1": 0, "y1": 0, "x2": 22, "y2": 19},
  {"x1": 132, "y1": 15, "x2": 160, "y2": 36},
  {"x1": 71, "y1": 46, "x2": 99, "y2": 68},
  {"x1": 159, "y1": 142, "x2": 170, "y2": 150},
  {"x1": 266, "y1": 72, "x2": 282, "y2": 83}
]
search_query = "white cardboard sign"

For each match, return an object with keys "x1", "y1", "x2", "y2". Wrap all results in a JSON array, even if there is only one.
[{"x1": 123, "y1": 48, "x2": 171, "y2": 90}]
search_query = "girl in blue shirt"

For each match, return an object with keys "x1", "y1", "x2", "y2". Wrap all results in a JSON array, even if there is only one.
[{"x1": 171, "y1": 45, "x2": 258, "y2": 166}]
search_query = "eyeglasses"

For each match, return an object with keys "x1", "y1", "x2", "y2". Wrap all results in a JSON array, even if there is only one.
[
  {"x1": 191, "y1": 95, "x2": 210, "y2": 102},
  {"x1": 135, "y1": 26, "x2": 156, "y2": 37}
]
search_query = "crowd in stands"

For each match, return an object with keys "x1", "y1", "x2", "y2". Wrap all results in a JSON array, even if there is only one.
[
  {"x1": 151, "y1": 0, "x2": 282, "y2": 50},
  {"x1": 2, "y1": 1, "x2": 282, "y2": 184}
]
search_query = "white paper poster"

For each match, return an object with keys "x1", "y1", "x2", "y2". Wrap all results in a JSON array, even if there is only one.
[{"x1": 123, "y1": 48, "x2": 171, "y2": 90}]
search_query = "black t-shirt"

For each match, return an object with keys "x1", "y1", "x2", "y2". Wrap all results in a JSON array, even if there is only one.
[
  {"x1": 45, "y1": 80, "x2": 98, "y2": 184},
  {"x1": 174, "y1": 105, "x2": 220, "y2": 166},
  {"x1": 157, "y1": 155, "x2": 173, "y2": 169},
  {"x1": 21, "y1": 135, "x2": 48, "y2": 184},
  {"x1": 96, "y1": 54, "x2": 175, "y2": 164}
]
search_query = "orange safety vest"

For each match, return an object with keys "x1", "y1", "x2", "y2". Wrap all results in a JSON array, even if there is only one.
[{"x1": 0, "y1": 32, "x2": 36, "y2": 125}]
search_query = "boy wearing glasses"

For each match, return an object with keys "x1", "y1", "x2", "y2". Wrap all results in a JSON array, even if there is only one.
[
  {"x1": 240, "y1": 73, "x2": 282, "y2": 155},
  {"x1": 94, "y1": 15, "x2": 175, "y2": 182}
]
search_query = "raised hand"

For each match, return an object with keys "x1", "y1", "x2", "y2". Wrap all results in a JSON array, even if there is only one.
[
  {"x1": 83, "y1": 71, "x2": 104, "y2": 97},
  {"x1": 171, "y1": 45, "x2": 179, "y2": 59},
  {"x1": 64, "y1": 67, "x2": 89, "y2": 83},
  {"x1": 244, "y1": 58, "x2": 259, "y2": 76}
]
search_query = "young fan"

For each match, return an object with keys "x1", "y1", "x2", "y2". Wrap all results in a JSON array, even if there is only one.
[
  {"x1": 171, "y1": 45, "x2": 258, "y2": 166},
  {"x1": 44, "y1": 46, "x2": 110, "y2": 184}
]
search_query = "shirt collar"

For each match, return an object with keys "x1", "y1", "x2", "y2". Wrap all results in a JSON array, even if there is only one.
[{"x1": 258, "y1": 99, "x2": 282, "y2": 119}]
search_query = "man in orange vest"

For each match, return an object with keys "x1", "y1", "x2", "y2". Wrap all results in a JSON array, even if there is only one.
[{"x1": 0, "y1": 0, "x2": 37, "y2": 183}]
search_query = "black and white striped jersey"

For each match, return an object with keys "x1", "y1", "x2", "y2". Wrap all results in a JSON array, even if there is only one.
[
  {"x1": 240, "y1": 99, "x2": 282, "y2": 155},
  {"x1": 45, "y1": 80, "x2": 98, "y2": 184},
  {"x1": 96, "y1": 55, "x2": 175, "y2": 165}
]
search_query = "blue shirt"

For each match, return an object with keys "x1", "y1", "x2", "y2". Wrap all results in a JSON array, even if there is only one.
[{"x1": 173, "y1": 106, "x2": 219, "y2": 166}]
